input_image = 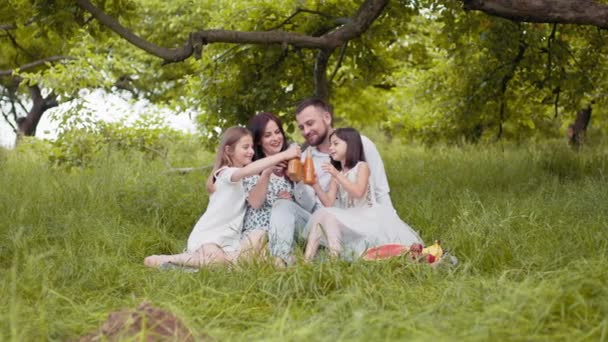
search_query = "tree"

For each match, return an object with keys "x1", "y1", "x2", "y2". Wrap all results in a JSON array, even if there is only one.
[
  {"x1": 0, "y1": 12, "x2": 67, "y2": 137},
  {"x1": 0, "y1": 0, "x2": 126, "y2": 139},
  {"x1": 74, "y1": 0, "x2": 389, "y2": 100},
  {"x1": 2, "y1": 0, "x2": 416, "y2": 142},
  {"x1": 70, "y1": 0, "x2": 415, "y2": 139},
  {"x1": 380, "y1": 1, "x2": 608, "y2": 143},
  {"x1": 4, "y1": 0, "x2": 608, "y2": 144}
]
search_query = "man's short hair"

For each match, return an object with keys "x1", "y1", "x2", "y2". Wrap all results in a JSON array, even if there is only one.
[{"x1": 294, "y1": 97, "x2": 333, "y2": 119}]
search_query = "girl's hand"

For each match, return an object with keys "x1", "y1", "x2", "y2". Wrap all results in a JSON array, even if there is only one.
[
  {"x1": 321, "y1": 162, "x2": 339, "y2": 177},
  {"x1": 283, "y1": 144, "x2": 301, "y2": 160},
  {"x1": 277, "y1": 191, "x2": 292, "y2": 200}
]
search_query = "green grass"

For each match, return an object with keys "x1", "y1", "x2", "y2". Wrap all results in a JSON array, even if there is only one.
[{"x1": 1, "y1": 138, "x2": 607, "y2": 341}]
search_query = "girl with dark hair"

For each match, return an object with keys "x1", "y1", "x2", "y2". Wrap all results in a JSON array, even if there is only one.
[
  {"x1": 241, "y1": 113, "x2": 295, "y2": 259},
  {"x1": 304, "y1": 127, "x2": 423, "y2": 261},
  {"x1": 144, "y1": 126, "x2": 300, "y2": 268}
]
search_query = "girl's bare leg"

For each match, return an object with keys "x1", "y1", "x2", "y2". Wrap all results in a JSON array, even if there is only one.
[
  {"x1": 321, "y1": 214, "x2": 343, "y2": 257},
  {"x1": 144, "y1": 243, "x2": 231, "y2": 268},
  {"x1": 304, "y1": 223, "x2": 322, "y2": 260},
  {"x1": 304, "y1": 209, "x2": 343, "y2": 260},
  {"x1": 304, "y1": 209, "x2": 327, "y2": 260},
  {"x1": 238, "y1": 230, "x2": 267, "y2": 262}
]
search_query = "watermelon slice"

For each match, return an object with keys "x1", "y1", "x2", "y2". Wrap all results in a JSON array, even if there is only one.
[{"x1": 361, "y1": 244, "x2": 409, "y2": 260}]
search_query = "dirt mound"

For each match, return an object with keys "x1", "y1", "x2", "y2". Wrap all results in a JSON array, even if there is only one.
[{"x1": 79, "y1": 301, "x2": 208, "y2": 341}]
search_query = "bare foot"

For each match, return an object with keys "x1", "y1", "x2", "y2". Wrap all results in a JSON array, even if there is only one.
[{"x1": 144, "y1": 255, "x2": 172, "y2": 268}]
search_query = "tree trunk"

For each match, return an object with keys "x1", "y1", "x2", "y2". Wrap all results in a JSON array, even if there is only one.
[
  {"x1": 314, "y1": 49, "x2": 334, "y2": 102},
  {"x1": 567, "y1": 104, "x2": 591, "y2": 148},
  {"x1": 17, "y1": 85, "x2": 58, "y2": 137}
]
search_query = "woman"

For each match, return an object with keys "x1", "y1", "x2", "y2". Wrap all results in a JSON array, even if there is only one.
[{"x1": 240, "y1": 112, "x2": 295, "y2": 261}]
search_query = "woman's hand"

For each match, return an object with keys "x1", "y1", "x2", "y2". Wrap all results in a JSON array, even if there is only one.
[
  {"x1": 321, "y1": 162, "x2": 339, "y2": 177},
  {"x1": 273, "y1": 161, "x2": 287, "y2": 177}
]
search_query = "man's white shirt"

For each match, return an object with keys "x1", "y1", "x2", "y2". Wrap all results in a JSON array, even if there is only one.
[{"x1": 292, "y1": 135, "x2": 393, "y2": 212}]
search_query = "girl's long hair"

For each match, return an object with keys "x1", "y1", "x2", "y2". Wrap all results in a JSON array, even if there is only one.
[
  {"x1": 206, "y1": 126, "x2": 251, "y2": 193},
  {"x1": 248, "y1": 112, "x2": 289, "y2": 161},
  {"x1": 329, "y1": 127, "x2": 366, "y2": 171}
]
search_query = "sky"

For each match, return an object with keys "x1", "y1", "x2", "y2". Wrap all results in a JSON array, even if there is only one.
[{"x1": 0, "y1": 89, "x2": 198, "y2": 148}]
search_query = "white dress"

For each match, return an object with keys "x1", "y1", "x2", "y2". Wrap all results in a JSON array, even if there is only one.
[
  {"x1": 186, "y1": 167, "x2": 247, "y2": 253},
  {"x1": 304, "y1": 162, "x2": 423, "y2": 260}
]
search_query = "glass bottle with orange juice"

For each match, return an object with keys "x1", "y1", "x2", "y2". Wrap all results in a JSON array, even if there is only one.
[{"x1": 303, "y1": 148, "x2": 316, "y2": 185}]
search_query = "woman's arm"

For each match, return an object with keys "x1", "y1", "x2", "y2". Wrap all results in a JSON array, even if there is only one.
[
  {"x1": 231, "y1": 145, "x2": 300, "y2": 182},
  {"x1": 333, "y1": 162, "x2": 370, "y2": 199},
  {"x1": 246, "y1": 168, "x2": 273, "y2": 209}
]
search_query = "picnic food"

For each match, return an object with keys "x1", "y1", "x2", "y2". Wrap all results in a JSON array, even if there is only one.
[
  {"x1": 361, "y1": 244, "x2": 408, "y2": 260},
  {"x1": 361, "y1": 240, "x2": 445, "y2": 265},
  {"x1": 422, "y1": 240, "x2": 443, "y2": 259}
]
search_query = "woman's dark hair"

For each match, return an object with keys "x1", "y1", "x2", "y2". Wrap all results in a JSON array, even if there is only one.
[
  {"x1": 248, "y1": 112, "x2": 289, "y2": 160},
  {"x1": 329, "y1": 127, "x2": 366, "y2": 170}
]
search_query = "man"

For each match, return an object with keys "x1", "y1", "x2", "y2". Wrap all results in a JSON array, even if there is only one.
[{"x1": 269, "y1": 97, "x2": 394, "y2": 265}]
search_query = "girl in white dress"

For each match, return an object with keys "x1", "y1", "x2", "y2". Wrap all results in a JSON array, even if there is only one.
[
  {"x1": 144, "y1": 126, "x2": 300, "y2": 268},
  {"x1": 304, "y1": 127, "x2": 423, "y2": 261}
]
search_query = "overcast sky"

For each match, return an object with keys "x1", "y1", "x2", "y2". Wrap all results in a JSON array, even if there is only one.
[{"x1": 1, "y1": 89, "x2": 198, "y2": 148}]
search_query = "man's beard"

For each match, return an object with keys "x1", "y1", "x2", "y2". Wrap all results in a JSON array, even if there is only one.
[{"x1": 308, "y1": 129, "x2": 328, "y2": 146}]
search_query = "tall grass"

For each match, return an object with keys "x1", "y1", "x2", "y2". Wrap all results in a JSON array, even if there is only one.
[{"x1": 1, "y1": 138, "x2": 607, "y2": 341}]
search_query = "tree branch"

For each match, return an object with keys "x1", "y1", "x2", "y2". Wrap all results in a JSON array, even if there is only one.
[
  {"x1": 0, "y1": 110, "x2": 18, "y2": 133},
  {"x1": 0, "y1": 56, "x2": 75, "y2": 76},
  {"x1": 75, "y1": 0, "x2": 335, "y2": 63},
  {"x1": 329, "y1": 42, "x2": 348, "y2": 83},
  {"x1": 553, "y1": 86, "x2": 560, "y2": 119},
  {"x1": 5, "y1": 30, "x2": 35, "y2": 59},
  {"x1": 268, "y1": 8, "x2": 345, "y2": 31},
  {"x1": 497, "y1": 35, "x2": 528, "y2": 140},
  {"x1": 325, "y1": 0, "x2": 388, "y2": 42},
  {"x1": 76, "y1": 0, "x2": 389, "y2": 64},
  {"x1": 462, "y1": 0, "x2": 608, "y2": 29},
  {"x1": 0, "y1": 17, "x2": 37, "y2": 31},
  {"x1": 546, "y1": 23, "x2": 557, "y2": 83},
  {"x1": 0, "y1": 88, "x2": 19, "y2": 133}
]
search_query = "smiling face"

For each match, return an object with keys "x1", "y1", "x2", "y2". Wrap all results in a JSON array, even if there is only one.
[
  {"x1": 228, "y1": 135, "x2": 254, "y2": 167},
  {"x1": 329, "y1": 134, "x2": 348, "y2": 164},
  {"x1": 296, "y1": 105, "x2": 332, "y2": 146},
  {"x1": 260, "y1": 120, "x2": 284, "y2": 156}
]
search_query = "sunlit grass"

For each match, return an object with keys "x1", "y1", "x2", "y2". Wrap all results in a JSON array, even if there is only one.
[{"x1": 1, "y1": 138, "x2": 607, "y2": 340}]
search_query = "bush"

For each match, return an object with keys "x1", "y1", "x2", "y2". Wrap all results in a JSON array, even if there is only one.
[{"x1": 49, "y1": 119, "x2": 186, "y2": 169}]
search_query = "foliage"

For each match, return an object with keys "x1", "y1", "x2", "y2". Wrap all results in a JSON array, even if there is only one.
[
  {"x1": 47, "y1": 111, "x2": 187, "y2": 168},
  {"x1": 382, "y1": 4, "x2": 608, "y2": 143},
  {"x1": 3, "y1": 0, "x2": 608, "y2": 146},
  {"x1": 1, "y1": 137, "x2": 608, "y2": 340}
]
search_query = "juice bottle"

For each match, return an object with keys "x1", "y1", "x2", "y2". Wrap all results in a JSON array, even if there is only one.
[
  {"x1": 287, "y1": 158, "x2": 302, "y2": 182},
  {"x1": 303, "y1": 149, "x2": 316, "y2": 185}
]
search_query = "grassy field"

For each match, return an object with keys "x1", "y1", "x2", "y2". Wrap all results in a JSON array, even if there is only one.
[{"x1": 1, "y1": 138, "x2": 607, "y2": 341}]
